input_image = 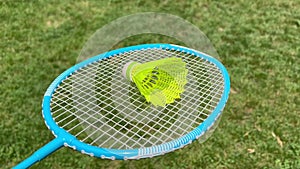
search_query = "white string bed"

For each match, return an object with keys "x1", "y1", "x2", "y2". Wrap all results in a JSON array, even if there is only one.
[{"x1": 50, "y1": 48, "x2": 224, "y2": 150}]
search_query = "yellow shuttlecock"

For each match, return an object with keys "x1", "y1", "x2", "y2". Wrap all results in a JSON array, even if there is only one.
[{"x1": 122, "y1": 57, "x2": 188, "y2": 107}]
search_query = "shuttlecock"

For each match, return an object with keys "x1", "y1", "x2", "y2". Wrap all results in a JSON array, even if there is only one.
[{"x1": 122, "y1": 57, "x2": 188, "y2": 107}]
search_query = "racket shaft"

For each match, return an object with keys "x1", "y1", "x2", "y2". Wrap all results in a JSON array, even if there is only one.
[{"x1": 13, "y1": 137, "x2": 63, "y2": 169}]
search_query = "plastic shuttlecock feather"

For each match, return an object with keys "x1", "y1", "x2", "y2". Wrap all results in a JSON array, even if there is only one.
[{"x1": 122, "y1": 57, "x2": 188, "y2": 107}]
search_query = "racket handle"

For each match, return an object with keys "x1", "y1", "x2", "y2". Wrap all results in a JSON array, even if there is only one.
[{"x1": 13, "y1": 137, "x2": 63, "y2": 169}]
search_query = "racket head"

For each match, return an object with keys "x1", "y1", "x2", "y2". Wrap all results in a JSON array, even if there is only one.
[{"x1": 42, "y1": 44, "x2": 230, "y2": 160}]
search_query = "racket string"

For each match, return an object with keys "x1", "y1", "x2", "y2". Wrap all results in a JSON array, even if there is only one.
[{"x1": 50, "y1": 48, "x2": 224, "y2": 149}]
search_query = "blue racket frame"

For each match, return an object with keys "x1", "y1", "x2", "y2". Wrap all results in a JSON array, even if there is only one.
[{"x1": 14, "y1": 44, "x2": 230, "y2": 169}]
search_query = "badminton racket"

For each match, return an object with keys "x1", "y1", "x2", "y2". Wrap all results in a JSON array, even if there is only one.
[{"x1": 14, "y1": 44, "x2": 230, "y2": 168}]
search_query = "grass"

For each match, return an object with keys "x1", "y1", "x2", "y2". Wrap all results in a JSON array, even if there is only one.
[{"x1": 1, "y1": 0, "x2": 299, "y2": 168}]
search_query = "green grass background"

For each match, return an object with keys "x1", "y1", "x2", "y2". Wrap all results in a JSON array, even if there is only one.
[{"x1": 1, "y1": 0, "x2": 299, "y2": 168}]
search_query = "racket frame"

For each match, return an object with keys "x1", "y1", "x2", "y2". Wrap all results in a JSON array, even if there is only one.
[{"x1": 14, "y1": 44, "x2": 230, "y2": 169}]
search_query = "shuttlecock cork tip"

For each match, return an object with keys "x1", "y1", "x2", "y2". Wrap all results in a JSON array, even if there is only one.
[{"x1": 122, "y1": 61, "x2": 139, "y2": 81}]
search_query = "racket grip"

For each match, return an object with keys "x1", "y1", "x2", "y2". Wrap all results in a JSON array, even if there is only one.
[{"x1": 13, "y1": 137, "x2": 63, "y2": 169}]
